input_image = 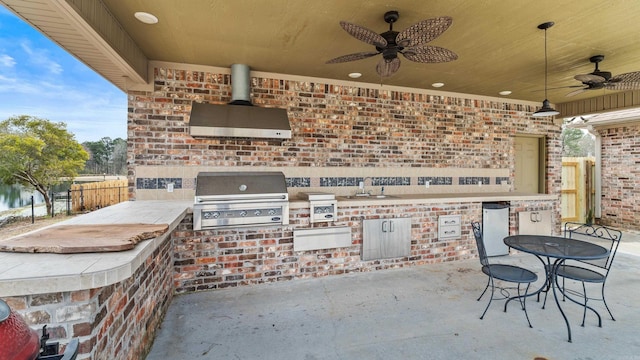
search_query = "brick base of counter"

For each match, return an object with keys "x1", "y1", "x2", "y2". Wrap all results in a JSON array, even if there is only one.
[
  {"x1": 173, "y1": 200, "x2": 560, "y2": 293},
  {"x1": 173, "y1": 203, "x2": 485, "y2": 293},
  {"x1": 1, "y1": 233, "x2": 174, "y2": 360}
]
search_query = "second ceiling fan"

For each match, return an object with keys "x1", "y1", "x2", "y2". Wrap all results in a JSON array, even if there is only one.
[
  {"x1": 326, "y1": 11, "x2": 458, "y2": 77},
  {"x1": 564, "y1": 55, "x2": 640, "y2": 97}
]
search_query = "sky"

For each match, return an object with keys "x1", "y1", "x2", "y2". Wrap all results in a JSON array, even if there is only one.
[{"x1": 0, "y1": 6, "x2": 127, "y2": 143}]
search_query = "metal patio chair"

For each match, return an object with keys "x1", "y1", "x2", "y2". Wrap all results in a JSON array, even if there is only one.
[
  {"x1": 471, "y1": 221, "x2": 538, "y2": 327},
  {"x1": 553, "y1": 222, "x2": 622, "y2": 327}
]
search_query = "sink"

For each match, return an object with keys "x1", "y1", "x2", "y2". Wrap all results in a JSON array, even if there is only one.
[{"x1": 338, "y1": 195, "x2": 398, "y2": 200}]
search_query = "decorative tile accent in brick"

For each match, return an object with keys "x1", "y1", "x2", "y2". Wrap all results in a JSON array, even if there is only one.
[
  {"x1": 459, "y1": 176, "x2": 490, "y2": 185},
  {"x1": 495, "y1": 177, "x2": 510, "y2": 185},
  {"x1": 137, "y1": 174, "x2": 505, "y2": 190},
  {"x1": 286, "y1": 177, "x2": 310, "y2": 187},
  {"x1": 419, "y1": 177, "x2": 453, "y2": 185}
]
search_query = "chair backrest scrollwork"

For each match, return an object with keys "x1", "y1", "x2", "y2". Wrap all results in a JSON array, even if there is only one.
[{"x1": 563, "y1": 222, "x2": 622, "y2": 271}]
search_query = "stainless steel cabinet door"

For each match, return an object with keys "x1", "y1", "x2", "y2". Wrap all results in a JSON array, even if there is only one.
[
  {"x1": 518, "y1": 210, "x2": 552, "y2": 235},
  {"x1": 362, "y1": 218, "x2": 411, "y2": 261}
]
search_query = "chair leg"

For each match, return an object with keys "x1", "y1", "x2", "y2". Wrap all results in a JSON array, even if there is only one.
[
  {"x1": 503, "y1": 283, "x2": 533, "y2": 328},
  {"x1": 581, "y1": 281, "x2": 588, "y2": 327},
  {"x1": 509, "y1": 284, "x2": 526, "y2": 311},
  {"x1": 480, "y1": 278, "x2": 495, "y2": 320},
  {"x1": 602, "y1": 285, "x2": 615, "y2": 321},
  {"x1": 477, "y1": 277, "x2": 490, "y2": 301},
  {"x1": 538, "y1": 268, "x2": 551, "y2": 309},
  {"x1": 540, "y1": 286, "x2": 549, "y2": 309},
  {"x1": 522, "y1": 283, "x2": 533, "y2": 328}
]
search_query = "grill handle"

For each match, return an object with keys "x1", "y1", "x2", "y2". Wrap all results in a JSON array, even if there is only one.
[{"x1": 195, "y1": 194, "x2": 288, "y2": 203}]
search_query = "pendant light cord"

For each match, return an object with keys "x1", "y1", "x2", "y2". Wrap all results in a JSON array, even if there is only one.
[
  {"x1": 544, "y1": 27, "x2": 549, "y2": 100},
  {"x1": 533, "y1": 21, "x2": 558, "y2": 117}
]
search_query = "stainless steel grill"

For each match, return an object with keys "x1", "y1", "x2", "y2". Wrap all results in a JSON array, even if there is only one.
[{"x1": 193, "y1": 171, "x2": 289, "y2": 230}]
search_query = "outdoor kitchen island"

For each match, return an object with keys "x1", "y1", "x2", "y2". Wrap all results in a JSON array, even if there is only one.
[
  {"x1": 0, "y1": 192, "x2": 556, "y2": 360},
  {"x1": 0, "y1": 200, "x2": 191, "y2": 360}
]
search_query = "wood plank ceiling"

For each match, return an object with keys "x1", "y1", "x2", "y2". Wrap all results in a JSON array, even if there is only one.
[{"x1": 3, "y1": 0, "x2": 640, "y2": 118}]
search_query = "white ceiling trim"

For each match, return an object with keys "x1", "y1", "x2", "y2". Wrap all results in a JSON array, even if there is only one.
[{"x1": 48, "y1": 0, "x2": 147, "y2": 86}]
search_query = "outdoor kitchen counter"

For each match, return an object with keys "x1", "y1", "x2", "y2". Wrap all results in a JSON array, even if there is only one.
[
  {"x1": 0, "y1": 200, "x2": 192, "y2": 297},
  {"x1": 1, "y1": 193, "x2": 555, "y2": 296},
  {"x1": 289, "y1": 191, "x2": 557, "y2": 208}
]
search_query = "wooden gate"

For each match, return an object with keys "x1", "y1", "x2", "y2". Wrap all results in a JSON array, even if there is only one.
[{"x1": 561, "y1": 157, "x2": 595, "y2": 223}]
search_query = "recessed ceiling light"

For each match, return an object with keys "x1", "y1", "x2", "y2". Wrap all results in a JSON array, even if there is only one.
[
  {"x1": 499, "y1": 90, "x2": 512, "y2": 96},
  {"x1": 348, "y1": 72, "x2": 362, "y2": 78},
  {"x1": 431, "y1": 82, "x2": 445, "y2": 88},
  {"x1": 134, "y1": 12, "x2": 158, "y2": 24}
]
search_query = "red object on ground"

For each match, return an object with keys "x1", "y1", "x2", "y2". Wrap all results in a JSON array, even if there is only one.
[{"x1": 0, "y1": 299, "x2": 40, "y2": 360}]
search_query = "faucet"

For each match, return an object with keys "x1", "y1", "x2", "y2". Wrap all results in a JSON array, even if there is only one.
[{"x1": 356, "y1": 177, "x2": 373, "y2": 196}]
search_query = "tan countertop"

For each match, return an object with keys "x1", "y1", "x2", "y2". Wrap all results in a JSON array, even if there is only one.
[
  {"x1": 0, "y1": 201, "x2": 191, "y2": 297},
  {"x1": 289, "y1": 192, "x2": 558, "y2": 209}
]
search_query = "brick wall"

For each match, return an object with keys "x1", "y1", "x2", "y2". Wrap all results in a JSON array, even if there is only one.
[
  {"x1": 127, "y1": 63, "x2": 562, "y2": 199},
  {"x1": 599, "y1": 124, "x2": 640, "y2": 229},
  {"x1": 1, "y1": 230, "x2": 174, "y2": 360}
]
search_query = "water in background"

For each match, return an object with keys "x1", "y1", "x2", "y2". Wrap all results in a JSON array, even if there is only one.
[{"x1": 0, "y1": 183, "x2": 45, "y2": 212}]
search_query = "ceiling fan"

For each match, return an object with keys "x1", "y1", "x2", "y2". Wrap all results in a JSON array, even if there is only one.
[
  {"x1": 326, "y1": 11, "x2": 458, "y2": 77},
  {"x1": 564, "y1": 55, "x2": 640, "y2": 97}
]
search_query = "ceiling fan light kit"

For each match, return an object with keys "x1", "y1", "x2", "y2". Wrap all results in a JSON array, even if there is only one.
[
  {"x1": 327, "y1": 10, "x2": 457, "y2": 77},
  {"x1": 532, "y1": 21, "x2": 559, "y2": 117}
]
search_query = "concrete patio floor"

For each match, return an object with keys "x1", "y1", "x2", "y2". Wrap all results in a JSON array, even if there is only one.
[{"x1": 147, "y1": 231, "x2": 640, "y2": 360}]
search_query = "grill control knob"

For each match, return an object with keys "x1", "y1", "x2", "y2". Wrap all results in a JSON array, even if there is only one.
[
  {"x1": 203, "y1": 211, "x2": 220, "y2": 219},
  {"x1": 268, "y1": 209, "x2": 276, "y2": 215},
  {"x1": 254, "y1": 210, "x2": 262, "y2": 216},
  {"x1": 240, "y1": 210, "x2": 248, "y2": 217}
]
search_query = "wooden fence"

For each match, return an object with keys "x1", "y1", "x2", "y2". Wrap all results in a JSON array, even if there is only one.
[
  {"x1": 561, "y1": 157, "x2": 595, "y2": 223},
  {"x1": 70, "y1": 179, "x2": 128, "y2": 212}
]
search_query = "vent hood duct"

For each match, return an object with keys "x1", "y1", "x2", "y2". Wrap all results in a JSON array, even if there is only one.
[{"x1": 189, "y1": 64, "x2": 291, "y2": 139}]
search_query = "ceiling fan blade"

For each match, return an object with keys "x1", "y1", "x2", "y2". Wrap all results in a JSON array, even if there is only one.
[
  {"x1": 376, "y1": 57, "x2": 401, "y2": 77},
  {"x1": 533, "y1": 84, "x2": 585, "y2": 92},
  {"x1": 575, "y1": 73, "x2": 605, "y2": 84},
  {"x1": 566, "y1": 88, "x2": 587, "y2": 97},
  {"x1": 339, "y1": 21, "x2": 387, "y2": 48},
  {"x1": 396, "y1": 16, "x2": 452, "y2": 48},
  {"x1": 326, "y1": 51, "x2": 381, "y2": 64},
  {"x1": 401, "y1": 46, "x2": 458, "y2": 63},
  {"x1": 605, "y1": 71, "x2": 640, "y2": 90}
]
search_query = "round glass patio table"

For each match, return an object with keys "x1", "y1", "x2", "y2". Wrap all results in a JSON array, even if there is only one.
[{"x1": 504, "y1": 234, "x2": 609, "y2": 342}]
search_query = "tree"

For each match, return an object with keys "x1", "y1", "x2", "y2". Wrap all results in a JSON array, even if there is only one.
[
  {"x1": 0, "y1": 115, "x2": 89, "y2": 215},
  {"x1": 111, "y1": 138, "x2": 128, "y2": 175},
  {"x1": 561, "y1": 127, "x2": 594, "y2": 157},
  {"x1": 82, "y1": 137, "x2": 127, "y2": 175}
]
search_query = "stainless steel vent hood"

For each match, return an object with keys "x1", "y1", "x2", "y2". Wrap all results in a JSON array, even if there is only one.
[{"x1": 189, "y1": 64, "x2": 291, "y2": 139}]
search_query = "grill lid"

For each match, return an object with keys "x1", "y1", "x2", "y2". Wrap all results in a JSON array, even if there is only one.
[{"x1": 195, "y1": 171, "x2": 288, "y2": 199}]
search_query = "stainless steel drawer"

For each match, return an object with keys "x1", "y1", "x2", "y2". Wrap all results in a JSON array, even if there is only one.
[{"x1": 438, "y1": 215, "x2": 461, "y2": 239}]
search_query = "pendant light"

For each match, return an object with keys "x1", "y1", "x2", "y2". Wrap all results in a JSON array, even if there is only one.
[{"x1": 532, "y1": 22, "x2": 559, "y2": 117}]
